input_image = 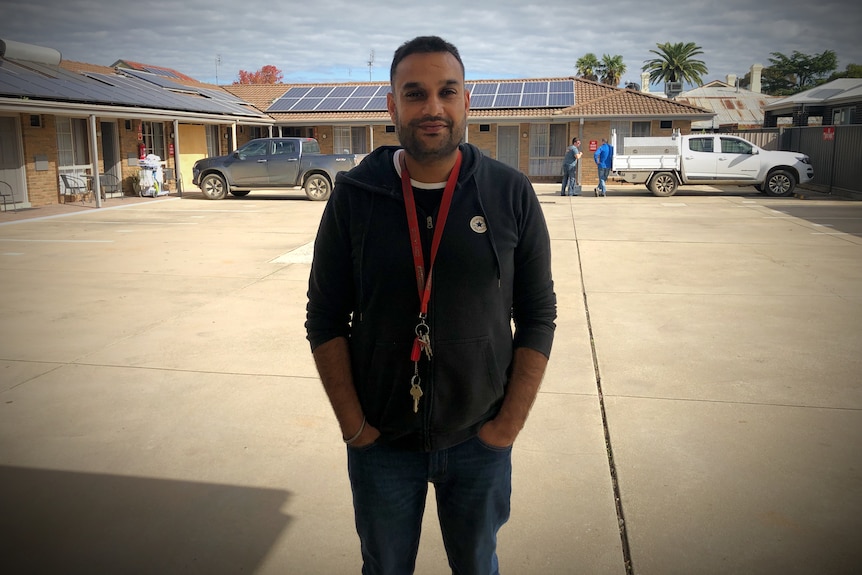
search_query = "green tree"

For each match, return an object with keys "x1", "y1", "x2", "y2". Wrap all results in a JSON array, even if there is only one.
[
  {"x1": 598, "y1": 54, "x2": 627, "y2": 87},
  {"x1": 827, "y1": 63, "x2": 862, "y2": 81},
  {"x1": 575, "y1": 53, "x2": 600, "y2": 82},
  {"x1": 761, "y1": 50, "x2": 837, "y2": 95},
  {"x1": 642, "y1": 41, "x2": 708, "y2": 86}
]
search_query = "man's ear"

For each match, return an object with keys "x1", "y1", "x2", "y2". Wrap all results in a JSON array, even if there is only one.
[{"x1": 386, "y1": 92, "x2": 397, "y2": 123}]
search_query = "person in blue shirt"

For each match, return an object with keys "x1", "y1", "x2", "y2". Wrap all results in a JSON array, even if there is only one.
[
  {"x1": 593, "y1": 138, "x2": 613, "y2": 197},
  {"x1": 560, "y1": 138, "x2": 582, "y2": 196}
]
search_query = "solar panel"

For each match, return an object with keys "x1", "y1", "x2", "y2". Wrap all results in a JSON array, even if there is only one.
[
  {"x1": 470, "y1": 94, "x2": 495, "y2": 108},
  {"x1": 268, "y1": 98, "x2": 300, "y2": 111},
  {"x1": 472, "y1": 83, "x2": 497, "y2": 95},
  {"x1": 352, "y1": 85, "x2": 378, "y2": 97},
  {"x1": 292, "y1": 98, "x2": 323, "y2": 111},
  {"x1": 521, "y1": 92, "x2": 547, "y2": 107},
  {"x1": 307, "y1": 86, "x2": 334, "y2": 98},
  {"x1": 524, "y1": 81, "x2": 548, "y2": 93},
  {"x1": 493, "y1": 94, "x2": 520, "y2": 107},
  {"x1": 548, "y1": 92, "x2": 574, "y2": 106},
  {"x1": 367, "y1": 96, "x2": 387, "y2": 109},
  {"x1": 265, "y1": 80, "x2": 574, "y2": 113},
  {"x1": 342, "y1": 97, "x2": 371, "y2": 110},
  {"x1": 330, "y1": 86, "x2": 355, "y2": 97},
  {"x1": 123, "y1": 68, "x2": 190, "y2": 90},
  {"x1": 498, "y1": 82, "x2": 523, "y2": 94},
  {"x1": 284, "y1": 86, "x2": 312, "y2": 97},
  {"x1": 320, "y1": 97, "x2": 348, "y2": 109}
]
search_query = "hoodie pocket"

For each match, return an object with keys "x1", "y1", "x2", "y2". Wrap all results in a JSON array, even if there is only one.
[
  {"x1": 359, "y1": 340, "x2": 420, "y2": 435},
  {"x1": 431, "y1": 337, "x2": 506, "y2": 432}
]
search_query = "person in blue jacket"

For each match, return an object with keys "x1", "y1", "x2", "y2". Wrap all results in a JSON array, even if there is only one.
[
  {"x1": 594, "y1": 137, "x2": 613, "y2": 196},
  {"x1": 306, "y1": 35, "x2": 556, "y2": 574}
]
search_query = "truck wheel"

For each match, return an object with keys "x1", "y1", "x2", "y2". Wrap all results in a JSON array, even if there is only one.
[
  {"x1": 304, "y1": 174, "x2": 331, "y2": 201},
  {"x1": 764, "y1": 170, "x2": 796, "y2": 197},
  {"x1": 649, "y1": 172, "x2": 678, "y2": 197},
  {"x1": 229, "y1": 190, "x2": 251, "y2": 197},
  {"x1": 200, "y1": 174, "x2": 227, "y2": 200}
]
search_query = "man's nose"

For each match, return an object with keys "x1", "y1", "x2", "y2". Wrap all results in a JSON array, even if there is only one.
[{"x1": 423, "y1": 94, "x2": 444, "y2": 116}]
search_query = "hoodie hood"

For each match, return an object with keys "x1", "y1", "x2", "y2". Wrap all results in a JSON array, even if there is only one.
[{"x1": 336, "y1": 143, "x2": 483, "y2": 198}]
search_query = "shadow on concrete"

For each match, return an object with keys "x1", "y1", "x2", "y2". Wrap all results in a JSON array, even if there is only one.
[
  {"x1": 180, "y1": 190, "x2": 310, "y2": 202},
  {"x1": 770, "y1": 203, "x2": 862, "y2": 237},
  {"x1": 0, "y1": 465, "x2": 291, "y2": 574}
]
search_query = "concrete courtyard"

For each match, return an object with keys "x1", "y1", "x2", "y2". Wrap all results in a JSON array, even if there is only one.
[{"x1": 1, "y1": 183, "x2": 861, "y2": 574}]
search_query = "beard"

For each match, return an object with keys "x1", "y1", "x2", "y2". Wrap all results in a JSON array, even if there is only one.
[{"x1": 394, "y1": 112, "x2": 466, "y2": 163}]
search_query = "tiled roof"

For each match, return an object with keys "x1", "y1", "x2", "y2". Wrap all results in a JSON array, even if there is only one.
[
  {"x1": 222, "y1": 84, "x2": 293, "y2": 111},
  {"x1": 59, "y1": 60, "x2": 116, "y2": 75},
  {"x1": 568, "y1": 86, "x2": 713, "y2": 117}
]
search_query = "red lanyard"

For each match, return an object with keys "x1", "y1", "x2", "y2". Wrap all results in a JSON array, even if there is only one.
[{"x1": 399, "y1": 150, "x2": 462, "y2": 317}]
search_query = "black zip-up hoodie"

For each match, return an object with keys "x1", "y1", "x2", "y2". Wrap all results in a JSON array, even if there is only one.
[{"x1": 306, "y1": 143, "x2": 556, "y2": 451}]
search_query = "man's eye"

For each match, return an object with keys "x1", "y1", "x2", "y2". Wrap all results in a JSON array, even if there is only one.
[{"x1": 406, "y1": 91, "x2": 424, "y2": 99}]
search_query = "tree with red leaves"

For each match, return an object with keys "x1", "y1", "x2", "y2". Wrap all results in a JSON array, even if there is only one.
[{"x1": 234, "y1": 65, "x2": 283, "y2": 84}]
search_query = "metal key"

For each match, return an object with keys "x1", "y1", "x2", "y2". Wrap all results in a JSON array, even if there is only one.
[
  {"x1": 418, "y1": 332, "x2": 433, "y2": 360},
  {"x1": 410, "y1": 377, "x2": 423, "y2": 413}
]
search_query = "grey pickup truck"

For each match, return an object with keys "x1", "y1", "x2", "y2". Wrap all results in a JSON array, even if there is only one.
[{"x1": 192, "y1": 137, "x2": 360, "y2": 201}]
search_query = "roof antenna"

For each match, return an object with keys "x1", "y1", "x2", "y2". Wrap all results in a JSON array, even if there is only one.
[
  {"x1": 215, "y1": 54, "x2": 222, "y2": 85},
  {"x1": 367, "y1": 49, "x2": 375, "y2": 82}
]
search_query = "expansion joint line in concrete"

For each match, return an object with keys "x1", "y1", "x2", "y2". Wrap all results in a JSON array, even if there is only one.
[{"x1": 571, "y1": 208, "x2": 634, "y2": 575}]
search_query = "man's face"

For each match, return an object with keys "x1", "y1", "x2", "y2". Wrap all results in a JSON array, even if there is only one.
[{"x1": 387, "y1": 51, "x2": 470, "y2": 164}]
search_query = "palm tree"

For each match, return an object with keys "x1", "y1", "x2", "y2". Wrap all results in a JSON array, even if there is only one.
[
  {"x1": 599, "y1": 54, "x2": 626, "y2": 87},
  {"x1": 642, "y1": 42, "x2": 708, "y2": 86},
  {"x1": 575, "y1": 53, "x2": 600, "y2": 81}
]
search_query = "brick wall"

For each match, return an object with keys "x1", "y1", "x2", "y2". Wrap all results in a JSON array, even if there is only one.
[{"x1": 20, "y1": 114, "x2": 60, "y2": 206}]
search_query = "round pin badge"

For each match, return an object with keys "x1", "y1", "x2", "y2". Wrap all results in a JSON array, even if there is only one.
[{"x1": 470, "y1": 216, "x2": 487, "y2": 234}]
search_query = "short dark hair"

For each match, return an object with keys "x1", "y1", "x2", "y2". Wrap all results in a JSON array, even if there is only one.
[
  {"x1": 390, "y1": 36, "x2": 465, "y2": 86},
  {"x1": 571, "y1": 137, "x2": 577, "y2": 144}
]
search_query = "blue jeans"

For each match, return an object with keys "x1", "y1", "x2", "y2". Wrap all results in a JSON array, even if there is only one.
[
  {"x1": 347, "y1": 436, "x2": 513, "y2": 574},
  {"x1": 562, "y1": 163, "x2": 579, "y2": 195},
  {"x1": 597, "y1": 167, "x2": 610, "y2": 195}
]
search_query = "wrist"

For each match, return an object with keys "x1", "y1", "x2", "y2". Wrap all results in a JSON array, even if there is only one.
[{"x1": 343, "y1": 416, "x2": 366, "y2": 444}]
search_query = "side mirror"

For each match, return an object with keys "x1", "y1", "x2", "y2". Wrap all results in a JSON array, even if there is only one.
[{"x1": 232, "y1": 151, "x2": 241, "y2": 159}]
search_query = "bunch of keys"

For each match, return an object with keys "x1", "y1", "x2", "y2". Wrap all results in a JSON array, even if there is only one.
[
  {"x1": 408, "y1": 319, "x2": 432, "y2": 413},
  {"x1": 414, "y1": 320, "x2": 432, "y2": 360}
]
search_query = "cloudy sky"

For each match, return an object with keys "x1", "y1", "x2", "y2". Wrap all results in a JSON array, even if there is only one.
[{"x1": 3, "y1": 0, "x2": 861, "y2": 89}]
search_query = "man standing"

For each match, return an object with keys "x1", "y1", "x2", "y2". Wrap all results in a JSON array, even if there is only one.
[
  {"x1": 594, "y1": 137, "x2": 613, "y2": 197},
  {"x1": 306, "y1": 36, "x2": 556, "y2": 574},
  {"x1": 560, "y1": 137, "x2": 582, "y2": 196}
]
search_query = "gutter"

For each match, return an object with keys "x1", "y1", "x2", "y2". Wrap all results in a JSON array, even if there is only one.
[{"x1": 0, "y1": 97, "x2": 275, "y2": 126}]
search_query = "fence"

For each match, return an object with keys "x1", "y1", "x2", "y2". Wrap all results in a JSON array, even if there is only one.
[{"x1": 779, "y1": 125, "x2": 862, "y2": 197}]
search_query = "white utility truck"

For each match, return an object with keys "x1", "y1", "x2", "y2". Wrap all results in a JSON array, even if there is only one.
[{"x1": 611, "y1": 130, "x2": 814, "y2": 197}]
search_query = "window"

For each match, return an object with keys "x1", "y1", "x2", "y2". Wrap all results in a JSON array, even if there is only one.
[
  {"x1": 479, "y1": 124, "x2": 490, "y2": 132},
  {"x1": 141, "y1": 121, "x2": 166, "y2": 158},
  {"x1": 832, "y1": 107, "x2": 857, "y2": 125},
  {"x1": 236, "y1": 139, "x2": 269, "y2": 158},
  {"x1": 612, "y1": 121, "x2": 652, "y2": 138},
  {"x1": 632, "y1": 121, "x2": 651, "y2": 137},
  {"x1": 333, "y1": 126, "x2": 368, "y2": 154},
  {"x1": 660, "y1": 120, "x2": 673, "y2": 129},
  {"x1": 385, "y1": 125, "x2": 396, "y2": 133},
  {"x1": 688, "y1": 138, "x2": 713, "y2": 153},
  {"x1": 720, "y1": 138, "x2": 753, "y2": 154},
  {"x1": 273, "y1": 140, "x2": 296, "y2": 155},
  {"x1": 528, "y1": 123, "x2": 567, "y2": 176},
  {"x1": 56, "y1": 117, "x2": 89, "y2": 167},
  {"x1": 206, "y1": 125, "x2": 219, "y2": 157}
]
